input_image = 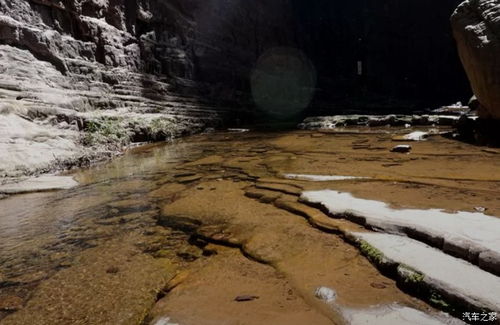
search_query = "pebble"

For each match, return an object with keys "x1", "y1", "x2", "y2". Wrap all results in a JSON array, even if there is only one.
[
  {"x1": 314, "y1": 286, "x2": 337, "y2": 303},
  {"x1": 234, "y1": 295, "x2": 259, "y2": 302},
  {"x1": 391, "y1": 145, "x2": 412, "y2": 153}
]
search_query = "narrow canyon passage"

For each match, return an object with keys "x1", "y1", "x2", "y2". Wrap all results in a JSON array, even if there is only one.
[
  {"x1": 2, "y1": 0, "x2": 500, "y2": 324},
  {"x1": 1, "y1": 127, "x2": 498, "y2": 324}
]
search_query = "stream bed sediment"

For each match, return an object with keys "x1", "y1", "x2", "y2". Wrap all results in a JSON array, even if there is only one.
[{"x1": 0, "y1": 128, "x2": 499, "y2": 324}]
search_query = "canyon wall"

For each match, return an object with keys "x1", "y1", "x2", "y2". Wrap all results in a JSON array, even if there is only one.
[
  {"x1": 452, "y1": 0, "x2": 500, "y2": 120},
  {"x1": 0, "y1": 0, "x2": 487, "y2": 175},
  {"x1": 0, "y1": 0, "x2": 294, "y2": 176},
  {"x1": 0, "y1": 0, "x2": 294, "y2": 100}
]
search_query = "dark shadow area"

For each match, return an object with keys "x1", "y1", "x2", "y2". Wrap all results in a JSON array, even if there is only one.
[{"x1": 291, "y1": 0, "x2": 470, "y2": 114}]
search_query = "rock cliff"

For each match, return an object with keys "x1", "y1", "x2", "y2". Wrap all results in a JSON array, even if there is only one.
[
  {"x1": 0, "y1": 0, "x2": 294, "y2": 176},
  {"x1": 0, "y1": 0, "x2": 491, "y2": 175},
  {"x1": 451, "y1": 0, "x2": 500, "y2": 120}
]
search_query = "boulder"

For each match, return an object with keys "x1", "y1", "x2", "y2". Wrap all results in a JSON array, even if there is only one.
[{"x1": 451, "y1": 0, "x2": 500, "y2": 120}]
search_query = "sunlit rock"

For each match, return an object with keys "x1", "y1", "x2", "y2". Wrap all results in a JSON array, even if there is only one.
[
  {"x1": 300, "y1": 190, "x2": 500, "y2": 275},
  {"x1": 452, "y1": 0, "x2": 500, "y2": 120}
]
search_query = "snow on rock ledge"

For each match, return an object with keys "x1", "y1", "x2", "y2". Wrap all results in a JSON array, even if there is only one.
[
  {"x1": 353, "y1": 232, "x2": 500, "y2": 315},
  {"x1": 300, "y1": 190, "x2": 500, "y2": 276},
  {"x1": 283, "y1": 174, "x2": 369, "y2": 182},
  {"x1": 0, "y1": 175, "x2": 78, "y2": 194},
  {"x1": 343, "y1": 304, "x2": 464, "y2": 325}
]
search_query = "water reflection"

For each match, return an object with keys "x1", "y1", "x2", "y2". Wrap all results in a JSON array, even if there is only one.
[{"x1": 0, "y1": 136, "x2": 216, "y2": 290}]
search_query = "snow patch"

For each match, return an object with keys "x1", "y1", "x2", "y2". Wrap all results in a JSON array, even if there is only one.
[
  {"x1": 283, "y1": 174, "x2": 368, "y2": 181},
  {"x1": 353, "y1": 232, "x2": 500, "y2": 313},
  {"x1": 403, "y1": 131, "x2": 429, "y2": 141},
  {"x1": 300, "y1": 190, "x2": 500, "y2": 271},
  {"x1": 343, "y1": 304, "x2": 464, "y2": 325},
  {"x1": 0, "y1": 175, "x2": 78, "y2": 194}
]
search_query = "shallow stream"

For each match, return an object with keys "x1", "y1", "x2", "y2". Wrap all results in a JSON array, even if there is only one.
[{"x1": 1, "y1": 128, "x2": 499, "y2": 324}]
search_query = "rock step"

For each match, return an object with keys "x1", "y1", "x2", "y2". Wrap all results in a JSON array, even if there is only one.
[
  {"x1": 114, "y1": 101, "x2": 222, "y2": 115},
  {"x1": 111, "y1": 86, "x2": 212, "y2": 105},
  {"x1": 111, "y1": 88, "x2": 203, "y2": 102},
  {"x1": 242, "y1": 190, "x2": 474, "y2": 321},
  {"x1": 254, "y1": 182, "x2": 303, "y2": 196},
  {"x1": 273, "y1": 199, "x2": 364, "y2": 234},
  {"x1": 106, "y1": 96, "x2": 224, "y2": 113},
  {"x1": 352, "y1": 232, "x2": 500, "y2": 317},
  {"x1": 272, "y1": 197, "x2": 500, "y2": 318},
  {"x1": 11, "y1": 89, "x2": 224, "y2": 118},
  {"x1": 110, "y1": 107, "x2": 218, "y2": 118},
  {"x1": 301, "y1": 190, "x2": 500, "y2": 277},
  {"x1": 244, "y1": 187, "x2": 282, "y2": 203},
  {"x1": 243, "y1": 186, "x2": 365, "y2": 234},
  {"x1": 0, "y1": 175, "x2": 78, "y2": 194}
]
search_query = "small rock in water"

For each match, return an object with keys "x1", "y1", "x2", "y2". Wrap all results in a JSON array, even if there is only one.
[
  {"x1": 474, "y1": 206, "x2": 487, "y2": 212},
  {"x1": 391, "y1": 145, "x2": 412, "y2": 153},
  {"x1": 234, "y1": 295, "x2": 259, "y2": 302},
  {"x1": 314, "y1": 286, "x2": 337, "y2": 303}
]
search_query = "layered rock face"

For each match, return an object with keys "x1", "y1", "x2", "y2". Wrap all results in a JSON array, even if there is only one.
[
  {"x1": 451, "y1": 0, "x2": 500, "y2": 120},
  {"x1": 0, "y1": 0, "x2": 294, "y2": 176},
  {"x1": 0, "y1": 0, "x2": 293, "y2": 102}
]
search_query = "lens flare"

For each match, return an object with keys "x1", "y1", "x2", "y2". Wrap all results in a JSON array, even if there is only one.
[{"x1": 251, "y1": 47, "x2": 316, "y2": 119}]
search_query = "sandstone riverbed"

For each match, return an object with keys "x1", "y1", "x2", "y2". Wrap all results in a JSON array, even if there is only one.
[{"x1": 0, "y1": 127, "x2": 499, "y2": 324}]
